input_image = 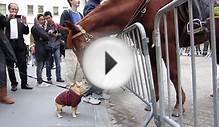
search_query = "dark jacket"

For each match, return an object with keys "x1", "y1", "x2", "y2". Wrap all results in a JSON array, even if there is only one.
[
  {"x1": 5, "y1": 18, "x2": 29, "y2": 52},
  {"x1": 31, "y1": 24, "x2": 49, "y2": 62},
  {"x1": 83, "y1": 0, "x2": 101, "y2": 16},
  {"x1": 0, "y1": 14, "x2": 16, "y2": 87},
  {"x1": 46, "y1": 22, "x2": 62, "y2": 52}
]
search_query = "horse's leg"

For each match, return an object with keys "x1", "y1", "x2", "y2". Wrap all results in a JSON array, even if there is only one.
[
  {"x1": 168, "y1": 43, "x2": 186, "y2": 117},
  {"x1": 150, "y1": 48, "x2": 159, "y2": 102},
  {"x1": 145, "y1": 48, "x2": 159, "y2": 111}
]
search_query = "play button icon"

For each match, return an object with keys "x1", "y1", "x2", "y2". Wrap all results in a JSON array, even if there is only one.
[
  {"x1": 105, "y1": 52, "x2": 117, "y2": 75},
  {"x1": 82, "y1": 36, "x2": 135, "y2": 89}
]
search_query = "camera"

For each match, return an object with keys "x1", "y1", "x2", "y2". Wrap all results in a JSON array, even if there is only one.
[
  {"x1": 15, "y1": 15, "x2": 22, "y2": 18},
  {"x1": 48, "y1": 29, "x2": 58, "y2": 34},
  {"x1": 53, "y1": 30, "x2": 58, "y2": 34}
]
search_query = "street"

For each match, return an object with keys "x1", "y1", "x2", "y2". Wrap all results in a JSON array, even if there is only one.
[{"x1": 0, "y1": 50, "x2": 215, "y2": 127}]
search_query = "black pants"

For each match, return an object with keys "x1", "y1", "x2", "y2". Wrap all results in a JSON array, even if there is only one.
[
  {"x1": 7, "y1": 50, "x2": 27, "y2": 87},
  {"x1": 85, "y1": 85, "x2": 104, "y2": 96}
]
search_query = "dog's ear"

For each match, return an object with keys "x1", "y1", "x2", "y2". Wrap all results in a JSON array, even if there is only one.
[{"x1": 75, "y1": 81, "x2": 79, "y2": 84}]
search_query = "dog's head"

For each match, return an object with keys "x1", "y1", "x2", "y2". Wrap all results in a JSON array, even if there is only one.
[{"x1": 70, "y1": 81, "x2": 89, "y2": 96}]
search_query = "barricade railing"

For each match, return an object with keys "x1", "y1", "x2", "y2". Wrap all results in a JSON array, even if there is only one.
[
  {"x1": 119, "y1": 22, "x2": 158, "y2": 126},
  {"x1": 153, "y1": 0, "x2": 217, "y2": 126}
]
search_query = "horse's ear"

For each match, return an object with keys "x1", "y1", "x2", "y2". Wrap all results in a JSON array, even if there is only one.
[
  {"x1": 65, "y1": 21, "x2": 79, "y2": 49},
  {"x1": 65, "y1": 21, "x2": 74, "y2": 30},
  {"x1": 65, "y1": 21, "x2": 79, "y2": 34}
]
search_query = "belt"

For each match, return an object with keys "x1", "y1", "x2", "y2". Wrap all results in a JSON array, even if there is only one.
[{"x1": 10, "y1": 39, "x2": 18, "y2": 42}]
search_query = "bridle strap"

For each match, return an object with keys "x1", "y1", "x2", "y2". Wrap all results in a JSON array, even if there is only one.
[
  {"x1": 71, "y1": 32, "x2": 83, "y2": 39},
  {"x1": 73, "y1": 25, "x2": 93, "y2": 41},
  {"x1": 124, "y1": 0, "x2": 151, "y2": 29}
]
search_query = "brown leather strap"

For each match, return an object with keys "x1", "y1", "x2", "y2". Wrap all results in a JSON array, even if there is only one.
[{"x1": 124, "y1": 0, "x2": 151, "y2": 29}]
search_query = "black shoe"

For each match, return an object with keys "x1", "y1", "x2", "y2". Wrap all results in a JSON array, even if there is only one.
[
  {"x1": 21, "y1": 85, "x2": 33, "y2": 90},
  {"x1": 56, "y1": 79, "x2": 65, "y2": 82},
  {"x1": 11, "y1": 86, "x2": 17, "y2": 91}
]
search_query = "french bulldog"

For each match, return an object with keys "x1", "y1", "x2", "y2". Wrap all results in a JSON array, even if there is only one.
[{"x1": 55, "y1": 81, "x2": 88, "y2": 118}]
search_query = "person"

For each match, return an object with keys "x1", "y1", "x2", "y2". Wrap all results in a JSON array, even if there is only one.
[
  {"x1": 31, "y1": 14, "x2": 50, "y2": 87},
  {"x1": 83, "y1": 0, "x2": 111, "y2": 101},
  {"x1": 83, "y1": 0, "x2": 102, "y2": 16},
  {"x1": 59, "y1": 0, "x2": 82, "y2": 58},
  {"x1": 29, "y1": 43, "x2": 36, "y2": 66},
  {"x1": 44, "y1": 11, "x2": 65, "y2": 83},
  {"x1": 0, "y1": 13, "x2": 16, "y2": 104},
  {"x1": 60, "y1": 0, "x2": 101, "y2": 105},
  {"x1": 5, "y1": 3, "x2": 32, "y2": 91}
]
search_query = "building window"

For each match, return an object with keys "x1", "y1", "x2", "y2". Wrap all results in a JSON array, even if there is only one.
[
  {"x1": 0, "y1": 4, "x2": 6, "y2": 14},
  {"x1": 63, "y1": 7, "x2": 68, "y2": 10},
  {"x1": 53, "y1": 6, "x2": 59, "y2": 16},
  {"x1": 38, "y1": 5, "x2": 44, "y2": 13},
  {"x1": 27, "y1": 5, "x2": 33, "y2": 15}
]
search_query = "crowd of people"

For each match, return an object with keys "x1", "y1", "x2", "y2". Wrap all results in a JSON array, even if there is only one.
[{"x1": 0, "y1": 0, "x2": 110, "y2": 105}]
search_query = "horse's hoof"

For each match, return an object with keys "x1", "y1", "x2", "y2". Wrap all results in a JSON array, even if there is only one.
[
  {"x1": 144, "y1": 104, "x2": 151, "y2": 111},
  {"x1": 172, "y1": 107, "x2": 185, "y2": 117}
]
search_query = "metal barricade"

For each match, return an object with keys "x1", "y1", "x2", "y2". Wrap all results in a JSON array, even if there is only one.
[
  {"x1": 153, "y1": 0, "x2": 218, "y2": 126},
  {"x1": 119, "y1": 22, "x2": 157, "y2": 126}
]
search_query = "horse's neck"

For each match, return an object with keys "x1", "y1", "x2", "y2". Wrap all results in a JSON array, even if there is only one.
[{"x1": 79, "y1": 0, "x2": 143, "y2": 38}]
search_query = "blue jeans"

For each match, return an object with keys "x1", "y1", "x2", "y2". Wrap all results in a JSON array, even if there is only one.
[{"x1": 46, "y1": 49, "x2": 62, "y2": 80}]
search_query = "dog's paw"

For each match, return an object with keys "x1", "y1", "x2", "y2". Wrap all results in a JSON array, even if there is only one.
[
  {"x1": 72, "y1": 113, "x2": 77, "y2": 118},
  {"x1": 75, "y1": 111, "x2": 80, "y2": 115},
  {"x1": 56, "y1": 113, "x2": 63, "y2": 118}
]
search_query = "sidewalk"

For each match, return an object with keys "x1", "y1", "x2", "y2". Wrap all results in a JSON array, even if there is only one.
[{"x1": 0, "y1": 49, "x2": 111, "y2": 127}]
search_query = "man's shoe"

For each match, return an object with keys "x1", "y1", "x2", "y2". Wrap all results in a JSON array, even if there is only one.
[
  {"x1": 47, "y1": 79, "x2": 52, "y2": 84},
  {"x1": 0, "y1": 96, "x2": 15, "y2": 104},
  {"x1": 21, "y1": 85, "x2": 33, "y2": 90},
  {"x1": 92, "y1": 93, "x2": 110, "y2": 100},
  {"x1": 11, "y1": 86, "x2": 17, "y2": 91},
  {"x1": 82, "y1": 96, "x2": 101, "y2": 105},
  {"x1": 37, "y1": 83, "x2": 51, "y2": 87},
  {"x1": 56, "y1": 79, "x2": 65, "y2": 82}
]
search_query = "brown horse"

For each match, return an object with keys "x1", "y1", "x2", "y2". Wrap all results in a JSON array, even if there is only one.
[{"x1": 65, "y1": 0, "x2": 190, "y2": 117}]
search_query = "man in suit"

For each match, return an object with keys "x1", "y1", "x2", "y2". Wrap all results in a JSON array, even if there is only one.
[{"x1": 6, "y1": 3, "x2": 32, "y2": 91}]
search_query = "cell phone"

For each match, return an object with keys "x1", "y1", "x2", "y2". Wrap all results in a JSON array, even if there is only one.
[{"x1": 15, "y1": 15, "x2": 22, "y2": 18}]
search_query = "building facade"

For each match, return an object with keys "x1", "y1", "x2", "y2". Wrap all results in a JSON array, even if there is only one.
[{"x1": 0, "y1": 0, "x2": 85, "y2": 45}]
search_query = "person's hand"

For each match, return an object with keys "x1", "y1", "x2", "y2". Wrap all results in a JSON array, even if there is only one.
[
  {"x1": 21, "y1": 15, "x2": 27, "y2": 25},
  {"x1": 9, "y1": 13, "x2": 16, "y2": 19},
  {"x1": 48, "y1": 29, "x2": 54, "y2": 34}
]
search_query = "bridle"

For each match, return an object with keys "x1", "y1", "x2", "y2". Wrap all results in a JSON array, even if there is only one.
[{"x1": 71, "y1": 25, "x2": 94, "y2": 43}]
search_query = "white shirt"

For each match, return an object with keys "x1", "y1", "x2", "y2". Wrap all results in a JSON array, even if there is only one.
[{"x1": 10, "y1": 19, "x2": 18, "y2": 39}]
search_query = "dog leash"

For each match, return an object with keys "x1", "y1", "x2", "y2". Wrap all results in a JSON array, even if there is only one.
[{"x1": 0, "y1": 62, "x2": 69, "y2": 89}]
